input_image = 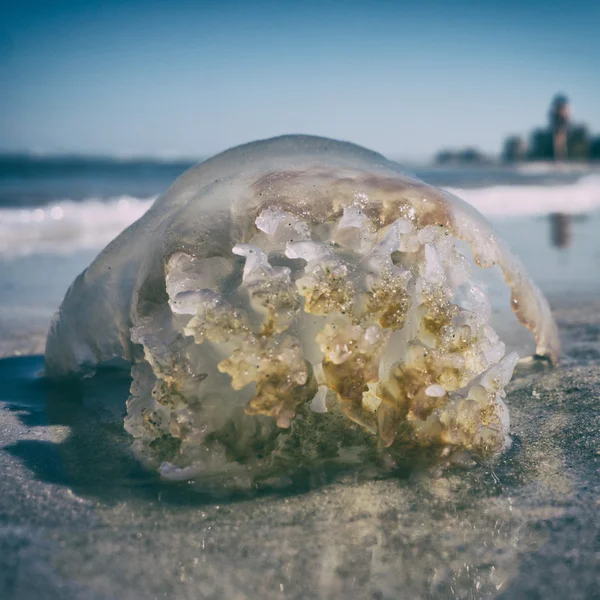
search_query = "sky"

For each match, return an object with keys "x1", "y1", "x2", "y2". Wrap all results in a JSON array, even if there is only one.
[{"x1": 1, "y1": 0, "x2": 599, "y2": 161}]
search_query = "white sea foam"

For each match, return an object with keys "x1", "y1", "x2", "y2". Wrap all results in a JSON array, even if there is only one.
[
  {"x1": 0, "y1": 195, "x2": 155, "y2": 258},
  {"x1": 446, "y1": 174, "x2": 600, "y2": 217},
  {"x1": 1, "y1": 174, "x2": 600, "y2": 257},
  {"x1": 514, "y1": 161, "x2": 596, "y2": 175}
]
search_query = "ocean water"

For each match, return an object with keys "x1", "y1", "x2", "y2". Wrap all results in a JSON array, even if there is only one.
[
  {"x1": 1, "y1": 154, "x2": 599, "y2": 344},
  {"x1": 1, "y1": 154, "x2": 599, "y2": 599},
  {"x1": 2, "y1": 155, "x2": 600, "y2": 258}
]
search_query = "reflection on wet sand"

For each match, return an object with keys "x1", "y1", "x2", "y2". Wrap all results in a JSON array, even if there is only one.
[{"x1": 550, "y1": 213, "x2": 572, "y2": 249}]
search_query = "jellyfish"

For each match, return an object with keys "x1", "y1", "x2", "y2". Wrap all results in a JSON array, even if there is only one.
[{"x1": 45, "y1": 135, "x2": 559, "y2": 481}]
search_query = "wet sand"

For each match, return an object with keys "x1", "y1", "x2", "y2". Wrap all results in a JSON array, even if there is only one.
[
  {"x1": 1, "y1": 216, "x2": 600, "y2": 599},
  {"x1": 1, "y1": 294, "x2": 599, "y2": 599}
]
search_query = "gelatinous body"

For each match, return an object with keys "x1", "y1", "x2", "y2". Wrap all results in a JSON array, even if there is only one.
[{"x1": 45, "y1": 135, "x2": 559, "y2": 481}]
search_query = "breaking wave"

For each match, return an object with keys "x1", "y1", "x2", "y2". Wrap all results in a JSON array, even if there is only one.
[
  {"x1": 0, "y1": 195, "x2": 155, "y2": 258},
  {"x1": 446, "y1": 174, "x2": 600, "y2": 217},
  {"x1": 2, "y1": 175, "x2": 600, "y2": 257}
]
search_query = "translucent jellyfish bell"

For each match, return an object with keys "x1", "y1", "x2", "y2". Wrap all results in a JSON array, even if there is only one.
[{"x1": 45, "y1": 135, "x2": 559, "y2": 481}]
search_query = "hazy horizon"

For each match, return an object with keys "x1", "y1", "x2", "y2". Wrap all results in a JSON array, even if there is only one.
[{"x1": 2, "y1": 0, "x2": 599, "y2": 161}]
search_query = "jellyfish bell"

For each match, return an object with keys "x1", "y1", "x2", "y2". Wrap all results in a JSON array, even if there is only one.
[{"x1": 45, "y1": 135, "x2": 559, "y2": 482}]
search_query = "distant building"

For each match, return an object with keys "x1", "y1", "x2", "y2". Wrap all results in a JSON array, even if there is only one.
[
  {"x1": 500, "y1": 94, "x2": 599, "y2": 162},
  {"x1": 529, "y1": 128, "x2": 554, "y2": 160},
  {"x1": 548, "y1": 94, "x2": 571, "y2": 161},
  {"x1": 502, "y1": 136, "x2": 527, "y2": 162},
  {"x1": 569, "y1": 124, "x2": 590, "y2": 159},
  {"x1": 445, "y1": 93, "x2": 599, "y2": 164},
  {"x1": 591, "y1": 136, "x2": 600, "y2": 160}
]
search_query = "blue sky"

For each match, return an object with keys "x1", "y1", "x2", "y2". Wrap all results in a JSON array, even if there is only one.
[{"x1": 1, "y1": 0, "x2": 599, "y2": 160}]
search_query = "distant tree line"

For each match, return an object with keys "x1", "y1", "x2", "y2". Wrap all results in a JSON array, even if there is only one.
[
  {"x1": 503, "y1": 126, "x2": 600, "y2": 162},
  {"x1": 434, "y1": 148, "x2": 492, "y2": 165},
  {"x1": 435, "y1": 95, "x2": 600, "y2": 164}
]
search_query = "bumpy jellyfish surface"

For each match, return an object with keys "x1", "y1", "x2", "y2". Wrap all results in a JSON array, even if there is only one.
[{"x1": 46, "y1": 135, "x2": 560, "y2": 483}]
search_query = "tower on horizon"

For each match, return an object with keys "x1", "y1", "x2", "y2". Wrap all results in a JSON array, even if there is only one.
[{"x1": 549, "y1": 94, "x2": 570, "y2": 161}]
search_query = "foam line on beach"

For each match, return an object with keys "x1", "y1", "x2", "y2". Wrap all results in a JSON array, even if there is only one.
[
  {"x1": 1, "y1": 175, "x2": 600, "y2": 257},
  {"x1": 0, "y1": 195, "x2": 155, "y2": 258},
  {"x1": 446, "y1": 174, "x2": 600, "y2": 217}
]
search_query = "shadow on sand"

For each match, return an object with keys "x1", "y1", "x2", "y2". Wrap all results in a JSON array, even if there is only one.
[{"x1": 0, "y1": 355, "x2": 419, "y2": 507}]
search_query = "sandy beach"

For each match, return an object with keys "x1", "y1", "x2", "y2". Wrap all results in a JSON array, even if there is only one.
[
  {"x1": 1, "y1": 204, "x2": 600, "y2": 599},
  {"x1": 1, "y1": 156, "x2": 600, "y2": 599},
  {"x1": 1, "y1": 290, "x2": 599, "y2": 599},
  {"x1": 3, "y1": 1, "x2": 600, "y2": 595}
]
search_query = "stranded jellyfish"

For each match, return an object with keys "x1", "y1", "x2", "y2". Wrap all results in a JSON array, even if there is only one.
[{"x1": 45, "y1": 136, "x2": 559, "y2": 482}]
